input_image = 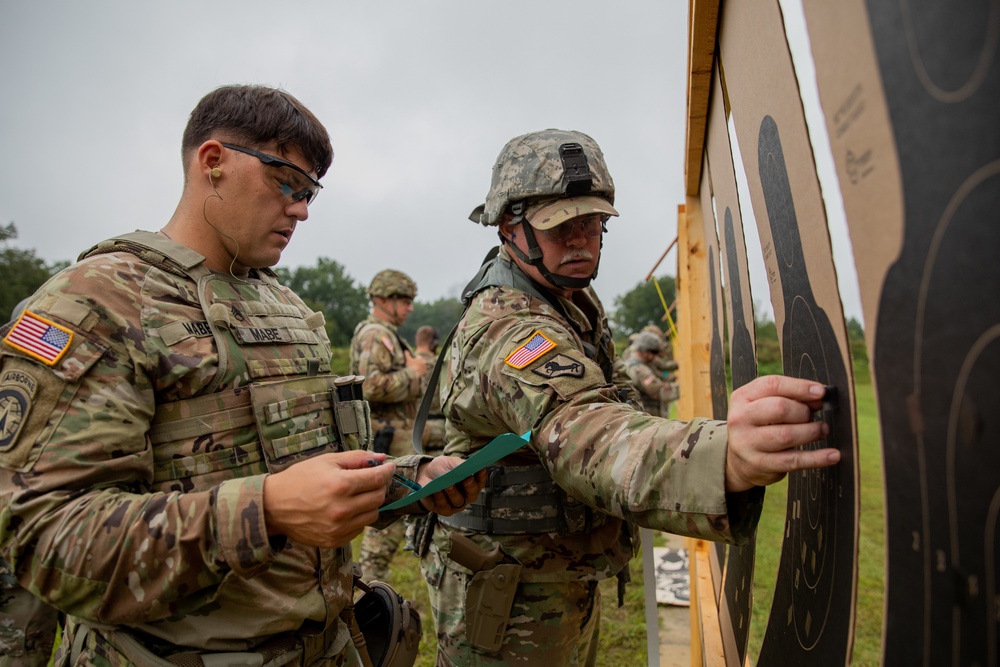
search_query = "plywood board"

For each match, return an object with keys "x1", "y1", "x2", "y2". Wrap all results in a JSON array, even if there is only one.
[{"x1": 803, "y1": 0, "x2": 1000, "y2": 663}]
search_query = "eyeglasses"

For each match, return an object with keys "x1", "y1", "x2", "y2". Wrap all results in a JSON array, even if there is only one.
[
  {"x1": 221, "y1": 143, "x2": 323, "y2": 205},
  {"x1": 539, "y1": 215, "x2": 607, "y2": 244}
]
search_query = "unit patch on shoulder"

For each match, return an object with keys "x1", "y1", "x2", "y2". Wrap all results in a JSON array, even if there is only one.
[
  {"x1": 380, "y1": 335, "x2": 395, "y2": 353},
  {"x1": 505, "y1": 331, "x2": 557, "y2": 369},
  {"x1": 4, "y1": 311, "x2": 73, "y2": 366},
  {"x1": 532, "y1": 354, "x2": 585, "y2": 379},
  {"x1": 0, "y1": 369, "x2": 38, "y2": 454}
]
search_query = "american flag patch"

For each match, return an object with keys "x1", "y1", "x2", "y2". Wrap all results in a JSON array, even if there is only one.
[
  {"x1": 4, "y1": 311, "x2": 73, "y2": 365},
  {"x1": 505, "y1": 331, "x2": 556, "y2": 369}
]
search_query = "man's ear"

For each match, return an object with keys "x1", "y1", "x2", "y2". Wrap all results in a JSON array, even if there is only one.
[
  {"x1": 498, "y1": 219, "x2": 516, "y2": 243},
  {"x1": 195, "y1": 140, "x2": 225, "y2": 180}
]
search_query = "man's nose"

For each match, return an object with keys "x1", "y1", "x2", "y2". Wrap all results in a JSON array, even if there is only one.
[{"x1": 288, "y1": 198, "x2": 310, "y2": 222}]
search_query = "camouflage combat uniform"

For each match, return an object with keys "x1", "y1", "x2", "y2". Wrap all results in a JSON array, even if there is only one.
[
  {"x1": 350, "y1": 315, "x2": 423, "y2": 583},
  {"x1": 420, "y1": 247, "x2": 763, "y2": 666},
  {"x1": 0, "y1": 558, "x2": 58, "y2": 666},
  {"x1": 0, "y1": 232, "x2": 425, "y2": 666}
]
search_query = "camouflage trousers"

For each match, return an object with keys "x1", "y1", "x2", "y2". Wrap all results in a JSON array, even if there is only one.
[
  {"x1": 422, "y1": 560, "x2": 601, "y2": 667},
  {"x1": 357, "y1": 521, "x2": 406, "y2": 584},
  {"x1": 0, "y1": 560, "x2": 59, "y2": 667}
]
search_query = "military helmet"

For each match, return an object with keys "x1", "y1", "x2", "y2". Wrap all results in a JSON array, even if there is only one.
[
  {"x1": 633, "y1": 331, "x2": 663, "y2": 353},
  {"x1": 367, "y1": 269, "x2": 417, "y2": 299},
  {"x1": 477, "y1": 129, "x2": 617, "y2": 227}
]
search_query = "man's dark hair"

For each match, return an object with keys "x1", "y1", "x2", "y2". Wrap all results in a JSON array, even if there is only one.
[{"x1": 182, "y1": 84, "x2": 333, "y2": 178}]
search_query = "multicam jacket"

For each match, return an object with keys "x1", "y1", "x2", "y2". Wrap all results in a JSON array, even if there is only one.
[
  {"x1": 425, "y1": 247, "x2": 762, "y2": 584},
  {"x1": 350, "y1": 316, "x2": 422, "y2": 457},
  {"x1": 0, "y1": 232, "x2": 421, "y2": 662}
]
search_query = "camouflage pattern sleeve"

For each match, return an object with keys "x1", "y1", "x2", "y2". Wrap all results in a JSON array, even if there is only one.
[
  {"x1": 350, "y1": 321, "x2": 420, "y2": 404},
  {"x1": 467, "y1": 319, "x2": 756, "y2": 544},
  {"x1": 0, "y1": 258, "x2": 275, "y2": 624}
]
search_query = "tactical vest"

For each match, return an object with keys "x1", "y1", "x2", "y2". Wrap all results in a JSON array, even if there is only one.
[
  {"x1": 420, "y1": 248, "x2": 616, "y2": 537},
  {"x1": 75, "y1": 232, "x2": 371, "y2": 659}
]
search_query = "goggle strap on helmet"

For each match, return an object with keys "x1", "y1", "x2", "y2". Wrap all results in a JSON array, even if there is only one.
[{"x1": 559, "y1": 142, "x2": 593, "y2": 196}]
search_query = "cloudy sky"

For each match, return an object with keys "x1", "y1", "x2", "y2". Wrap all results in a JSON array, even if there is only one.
[{"x1": 0, "y1": 0, "x2": 862, "y2": 322}]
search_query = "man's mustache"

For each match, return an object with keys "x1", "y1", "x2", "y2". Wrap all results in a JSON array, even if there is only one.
[{"x1": 560, "y1": 250, "x2": 595, "y2": 265}]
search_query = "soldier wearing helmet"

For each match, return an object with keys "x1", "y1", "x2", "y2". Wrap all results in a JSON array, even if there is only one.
[
  {"x1": 415, "y1": 128, "x2": 840, "y2": 665},
  {"x1": 624, "y1": 331, "x2": 679, "y2": 417},
  {"x1": 351, "y1": 269, "x2": 428, "y2": 583}
]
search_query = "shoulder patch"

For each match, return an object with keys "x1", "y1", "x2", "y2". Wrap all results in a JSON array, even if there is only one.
[
  {"x1": 0, "y1": 369, "x2": 38, "y2": 454},
  {"x1": 380, "y1": 335, "x2": 395, "y2": 353},
  {"x1": 532, "y1": 354, "x2": 585, "y2": 379},
  {"x1": 505, "y1": 331, "x2": 557, "y2": 369},
  {"x1": 4, "y1": 311, "x2": 74, "y2": 366}
]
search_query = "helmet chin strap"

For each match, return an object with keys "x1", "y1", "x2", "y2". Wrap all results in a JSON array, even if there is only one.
[
  {"x1": 374, "y1": 299, "x2": 404, "y2": 326},
  {"x1": 501, "y1": 202, "x2": 601, "y2": 291}
]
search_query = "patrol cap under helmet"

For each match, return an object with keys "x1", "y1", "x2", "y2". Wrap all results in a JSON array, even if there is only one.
[
  {"x1": 477, "y1": 129, "x2": 618, "y2": 228},
  {"x1": 367, "y1": 270, "x2": 417, "y2": 299}
]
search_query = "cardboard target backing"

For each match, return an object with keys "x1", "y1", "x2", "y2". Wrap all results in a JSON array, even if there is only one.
[{"x1": 803, "y1": 0, "x2": 1000, "y2": 663}]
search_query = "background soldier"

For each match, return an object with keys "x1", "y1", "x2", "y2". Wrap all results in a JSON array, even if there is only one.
[
  {"x1": 414, "y1": 325, "x2": 446, "y2": 456},
  {"x1": 0, "y1": 84, "x2": 484, "y2": 665},
  {"x1": 624, "y1": 330, "x2": 679, "y2": 417},
  {"x1": 419, "y1": 128, "x2": 840, "y2": 665},
  {"x1": 351, "y1": 269, "x2": 428, "y2": 583}
]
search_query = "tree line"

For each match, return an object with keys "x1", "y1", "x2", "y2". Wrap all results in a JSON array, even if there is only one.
[{"x1": 0, "y1": 225, "x2": 867, "y2": 379}]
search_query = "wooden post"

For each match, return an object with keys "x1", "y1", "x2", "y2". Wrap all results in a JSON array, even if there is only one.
[{"x1": 675, "y1": 198, "x2": 713, "y2": 423}]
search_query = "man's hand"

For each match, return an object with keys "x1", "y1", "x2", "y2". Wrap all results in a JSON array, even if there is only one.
[
  {"x1": 415, "y1": 457, "x2": 488, "y2": 516},
  {"x1": 263, "y1": 450, "x2": 395, "y2": 548},
  {"x1": 405, "y1": 350, "x2": 428, "y2": 378},
  {"x1": 724, "y1": 376, "x2": 840, "y2": 493}
]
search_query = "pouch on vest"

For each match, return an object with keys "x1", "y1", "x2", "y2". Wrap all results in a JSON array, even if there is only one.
[{"x1": 249, "y1": 375, "x2": 370, "y2": 473}]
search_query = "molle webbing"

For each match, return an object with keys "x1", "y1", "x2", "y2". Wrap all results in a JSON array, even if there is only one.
[
  {"x1": 439, "y1": 464, "x2": 605, "y2": 535},
  {"x1": 150, "y1": 376, "x2": 369, "y2": 483},
  {"x1": 150, "y1": 389, "x2": 254, "y2": 444}
]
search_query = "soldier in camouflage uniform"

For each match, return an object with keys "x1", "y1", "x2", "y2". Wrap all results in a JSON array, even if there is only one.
[
  {"x1": 0, "y1": 84, "x2": 486, "y2": 667},
  {"x1": 414, "y1": 325, "x2": 446, "y2": 456},
  {"x1": 624, "y1": 331, "x2": 679, "y2": 418},
  {"x1": 418, "y1": 129, "x2": 841, "y2": 666},
  {"x1": 351, "y1": 270, "x2": 427, "y2": 583}
]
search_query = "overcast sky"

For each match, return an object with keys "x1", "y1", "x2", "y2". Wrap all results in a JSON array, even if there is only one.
[{"x1": 0, "y1": 0, "x2": 862, "y2": 323}]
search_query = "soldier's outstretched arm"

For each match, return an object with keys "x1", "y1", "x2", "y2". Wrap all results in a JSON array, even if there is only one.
[
  {"x1": 263, "y1": 450, "x2": 396, "y2": 548},
  {"x1": 723, "y1": 376, "x2": 839, "y2": 493}
]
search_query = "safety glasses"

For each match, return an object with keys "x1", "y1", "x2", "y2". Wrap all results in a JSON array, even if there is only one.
[
  {"x1": 221, "y1": 143, "x2": 323, "y2": 205},
  {"x1": 539, "y1": 215, "x2": 608, "y2": 244}
]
